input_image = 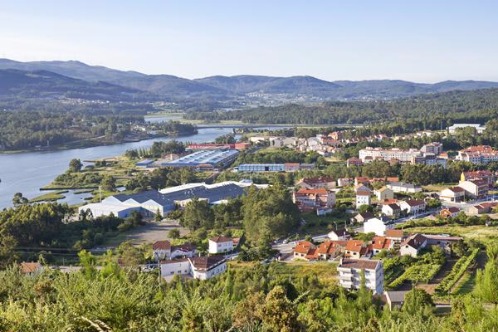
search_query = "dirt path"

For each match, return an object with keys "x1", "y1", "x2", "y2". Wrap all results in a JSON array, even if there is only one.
[{"x1": 416, "y1": 258, "x2": 457, "y2": 295}]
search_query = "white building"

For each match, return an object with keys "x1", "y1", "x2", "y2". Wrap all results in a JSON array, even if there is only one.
[
  {"x1": 456, "y1": 145, "x2": 498, "y2": 165},
  {"x1": 386, "y1": 182, "x2": 422, "y2": 194},
  {"x1": 398, "y1": 200, "x2": 426, "y2": 215},
  {"x1": 359, "y1": 147, "x2": 422, "y2": 163},
  {"x1": 152, "y1": 240, "x2": 171, "y2": 260},
  {"x1": 400, "y1": 234, "x2": 428, "y2": 257},
  {"x1": 170, "y1": 243, "x2": 196, "y2": 259},
  {"x1": 337, "y1": 259, "x2": 384, "y2": 294},
  {"x1": 448, "y1": 124, "x2": 485, "y2": 134},
  {"x1": 208, "y1": 236, "x2": 234, "y2": 254},
  {"x1": 355, "y1": 185, "x2": 372, "y2": 207},
  {"x1": 439, "y1": 187, "x2": 466, "y2": 202},
  {"x1": 160, "y1": 256, "x2": 227, "y2": 280}
]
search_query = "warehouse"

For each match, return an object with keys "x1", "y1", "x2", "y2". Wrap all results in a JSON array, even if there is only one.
[{"x1": 161, "y1": 149, "x2": 239, "y2": 169}]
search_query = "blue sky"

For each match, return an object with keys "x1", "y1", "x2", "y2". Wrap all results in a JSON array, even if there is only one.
[{"x1": 1, "y1": 1, "x2": 497, "y2": 82}]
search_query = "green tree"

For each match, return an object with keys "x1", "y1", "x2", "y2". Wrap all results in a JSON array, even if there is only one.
[
  {"x1": 101, "y1": 175, "x2": 116, "y2": 191},
  {"x1": 258, "y1": 286, "x2": 299, "y2": 332},
  {"x1": 78, "y1": 250, "x2": 97, "y2": 279},
  {"x1": 182, "y1": 198, "x2": 214, "y2": 231},
  {"x1": 168, "y1": 229, "x2": 180, "y2": 239},
  {"x1": 403, "y1": 288, "x2": 434, "y2": 316},
  {"x1": 69, "y1": 158, "x2": 83, "y2": 172},
  {"x1": 12, "y1": 192, "x2": 28, "y2": 206}
]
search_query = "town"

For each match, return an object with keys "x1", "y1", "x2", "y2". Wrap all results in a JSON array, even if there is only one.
[{"x1": 10, "y1": 120, "x2": 495, "y2": 315}]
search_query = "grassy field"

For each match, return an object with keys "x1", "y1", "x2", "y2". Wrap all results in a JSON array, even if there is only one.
[
  {"x1": 403, "y1": 225, "x2": 498, "y2": 246},
  {"x1": 29, "y1": 190, "x2": 68, "y2": 203},
  {"x1": 423, "y1": 184, "x2": 458, "y2": 192},
  {"x1": 300, "y1": 211, "x2": 349, "y2": 235},
  {"x1": 229, "y1": 260, "x2": 338, "y2": 285}
]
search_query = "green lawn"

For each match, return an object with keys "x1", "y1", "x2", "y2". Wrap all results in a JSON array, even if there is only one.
[
  {"x1": 229, "y1": 260, "x2": 338, "y2": 285},
  {"x1": 29, "y1": 190, "x2": 68, "y2": 203},
  {"x1": 300, "y1": 211, "x2": 349, "y2": 235}
]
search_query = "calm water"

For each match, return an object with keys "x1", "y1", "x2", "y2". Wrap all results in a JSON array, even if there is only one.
[{"x1": 0, "y1": 127, "x2": 236, "y2": 209}]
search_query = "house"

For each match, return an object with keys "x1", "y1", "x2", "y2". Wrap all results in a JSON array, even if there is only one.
[
  {"x1": 337, "y1": 258, "x2": 384, "y2": 294},
  {"x1": 20, "y1": 262, "x2": 43, "y2": 276},
  {"x1": 337, "y1": 178, "x2": 353, "y2": 187},
  {"x1": 385, "y1": 229, "x2": 405, "y2": 244},
  {"x1": 371, "y1": 236, "x2": 393, "y2": 255},
  {"x1": 293, "y1": 240, "x2": 347, "y2": 261},
  {"x1": 355, "y1": 177, "x2": 371, "y2": 187},
  {"x1": 160, "y1": 256, "x2": 227, "y2": 280},
  {"x1": 461, "y1": 170, "x2": 496, "y2": 187},
  {"x1": 152, "y1": 240, "x2": 172, "y2": 260},
  {"x1": 375, "y1": 187, "x2": 394, "y2": 201},
  {"x1": 344, "y1": 240, "x2": 371, "y2": 259},
  {"x1": 440, "y1": 207, "x2": 461, "y2": 218},
  {"x1": 363, "y1": 217, "x2": 391, "y2": 236},
  {"x1": 293, "y1": 241, "x2": 314, "y2": 259},
  {"x1": 468, "y1": 202, "x2": 498, "y2": 215},
  {"x1": 208, "y1": 236, "x2": 234, "y2": 254},
  {"x1": 458, "y1": 179, "x2": 489, "y2": 199},
  {"x1": 190, "y1": 256, "x2": 228, "y2": 280},
  {"x1": 400, "y1": 234, "x2": 428, "y2": 257},
  {"x1": 398, "y1": 200, "x2": 426, "y2": 215},
  {"x1": 315, "y1": 241, "x2": 347, "y2": 260},
  {"x1": 353, "y1": 212, "x2": 374, "y2": 224},
  {"x1": 384, "y1": 291, "x2": 409, "y2": 310},
  {"x1": 355, "y1": 185, "x2": 372, "y2": 207},
  {"x1": 439, "y1": 187, "x2": 466, "y2": 202},
  {"x1": 347, "y1": 157, "x2": 363, "y2": 168},
  {"x1": 170, "y1": 243, "x2": 196, "y2": 259},
  {"x1": 328, "y1": 229, "x2": 351, "y2": 241},
  {"x1": 424, "y1": 234, "x2": 463, "y2": 250},
  {"x1": 160, "y1": 259, "x2": 191, "y2": 278},
  {"x1": 296, "y1": 176, "x2": 336, "y2": 190},
  {"x1": 382, "y1": 203, "x2": 401, "y2": 218},
  {"x1": 293, "y1": 188, "x2": 336, "y2": 212},
  {"x1": 386, "y1": 182, "x2": 422, "y2": 194}
]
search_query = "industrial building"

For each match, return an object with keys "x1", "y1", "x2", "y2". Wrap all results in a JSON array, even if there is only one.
[
  {"x1": 78, "y1": 181, "x2": 261, "y2": 218},
  {"x1": 235, "y1": 163, "x2": 315, "y2": 172},
  {"x1": 161, "y1": 149, "x2": 239, "y2": 169}
]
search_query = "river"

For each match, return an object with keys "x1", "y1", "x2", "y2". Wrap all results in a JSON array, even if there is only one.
[{"x1": 0, "y1": 127, "x2": 240, "y2": 209}]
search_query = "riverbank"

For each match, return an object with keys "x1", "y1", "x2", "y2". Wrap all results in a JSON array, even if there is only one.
[{"x1": 0, "y1": 132, "x2": 196, "y2": 155}]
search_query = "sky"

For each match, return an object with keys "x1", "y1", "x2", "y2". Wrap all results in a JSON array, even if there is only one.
[{"x1": 0, "y1": 1, "x2": 497, "y2": 82}]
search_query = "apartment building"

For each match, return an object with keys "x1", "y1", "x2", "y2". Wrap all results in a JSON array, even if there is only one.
[{"x1": 337, "y1": 259, "x2": 384, "y2": 294}]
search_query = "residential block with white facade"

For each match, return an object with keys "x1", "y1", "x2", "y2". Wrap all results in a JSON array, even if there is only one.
[{"x1": 338, "y1": 259, "x2": 384, "y2": 294}]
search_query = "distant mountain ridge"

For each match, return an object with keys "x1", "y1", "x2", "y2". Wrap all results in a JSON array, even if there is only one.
[
  {"x1": 0, "y1": 69, "x2": 147, "y2": 102},
  {"x1": 1, "y1": 58, "x2": 498, "y2": 103}
]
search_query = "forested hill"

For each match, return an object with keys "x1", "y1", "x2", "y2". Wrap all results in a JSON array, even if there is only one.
[
  {"x1": 184, "y1": 88, "x2": 498, "y2": 125},
  {"x1": 0, "y1": 69, "x2": 150, "y2": 102},
  {"x1": 2, "y1": 58, "x2": 498, "y2": 103}
]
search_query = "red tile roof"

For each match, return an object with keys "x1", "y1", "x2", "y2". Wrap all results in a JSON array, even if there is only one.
[
  {"x1": 371, "y1": 236, "x2": 392, "y2": 250},
  {"x1": 20, "y1": 262, "x2": 42, "y2": 274},
  {"x1": 449, "y1": 186, "x2": 465, "y2": 193},
  {"x1": 153, "y1": 240, "x2": 171, "y2": 250},
  {"x1": 294, "y1": 241, "x2": 313, "y2": 254},
  {"x1": 404, "y1": 199, "x2": 425, "y2": 207},
  {"x1": 296, "y1": 188, "x2": 328, "y2": 195},
  {"x1": 345, "y1": 240, "x2": 364, "y2": 252},
  {"x1": 385, "y1": 229, "x2": 404, "y2": 238},
  {"x1": 210, "y1": 236, "x2": 233, "y2": 243},
  {"x1": 189, "y1": 256, "x2": 226, "y2": 270}
]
